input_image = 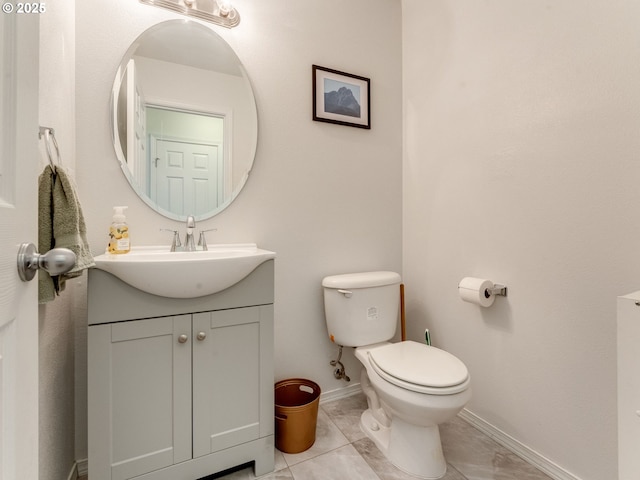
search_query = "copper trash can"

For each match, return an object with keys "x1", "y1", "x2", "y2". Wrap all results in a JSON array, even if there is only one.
[{"x1": 274, "y1": 378, "x2": 321, "y2": 453}]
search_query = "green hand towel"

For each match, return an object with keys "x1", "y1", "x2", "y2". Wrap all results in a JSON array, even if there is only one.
[{"x1": 38, "y1": 165, "x2": 95, "y2": 303}]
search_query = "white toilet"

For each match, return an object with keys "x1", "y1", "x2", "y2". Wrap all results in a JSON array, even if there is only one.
[{"x1": 322, "y1": 271, "x2": 471, "y2": 480}]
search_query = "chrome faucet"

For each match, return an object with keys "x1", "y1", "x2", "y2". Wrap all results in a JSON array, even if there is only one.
[
  {"x1": 184, "y1": 215, "x2": 197, "y2": 251},
  {"x1": 164, "y1": 216, "x2": 216, "y2": 252}
]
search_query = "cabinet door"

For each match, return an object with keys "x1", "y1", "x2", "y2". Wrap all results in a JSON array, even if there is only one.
[
  {"x1": 192, "y1": 307, "x2": 264, "y2": 457},
  {"x1": 88, "y1": 316, "x2": 192, "y2": 480},
  {"x1": 618, "y1": 294, "x2": 640, "y2": 479}
]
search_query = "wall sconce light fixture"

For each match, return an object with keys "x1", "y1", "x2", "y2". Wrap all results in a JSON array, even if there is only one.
[{"x1": 139, "y1": 0, "x2": 240, "y2": 28}]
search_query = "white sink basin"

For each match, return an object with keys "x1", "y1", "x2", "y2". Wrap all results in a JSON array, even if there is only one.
[{"x1": 92, "y1": 244, "x2": 275, "y2": 298}]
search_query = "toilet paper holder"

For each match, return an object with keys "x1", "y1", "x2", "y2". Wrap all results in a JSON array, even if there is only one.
[
  {"x1": 487, "y1": 284, "x2": 507, "y2": 297},
  {"x1": 458, "y1": 277, "x2": 507, "y2": 307}
]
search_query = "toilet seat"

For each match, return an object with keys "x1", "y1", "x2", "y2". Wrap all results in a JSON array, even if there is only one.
[{"x1": 368, "y1": 341, "x2": 470, "y2": 395}]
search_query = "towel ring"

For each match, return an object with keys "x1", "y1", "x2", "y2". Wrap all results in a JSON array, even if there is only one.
[{"x1": 39, "y1": 126, "x2": 62, "y2": 172}]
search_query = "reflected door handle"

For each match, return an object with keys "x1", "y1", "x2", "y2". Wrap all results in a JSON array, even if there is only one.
[{"x1": 17, "y1": 242, "x2": 76, "y2": 282}]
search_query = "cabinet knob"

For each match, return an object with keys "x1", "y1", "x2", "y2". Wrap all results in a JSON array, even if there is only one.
[
  {"x1": 197, "y1": 331, "x2": 207, "y2": 341},
  {"x1": 178, "y1": 334, "x2": 188, "y2": 344}
]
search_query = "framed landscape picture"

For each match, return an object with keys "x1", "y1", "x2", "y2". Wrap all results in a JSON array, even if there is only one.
[{"x1": 312, "y1": 65, "x2": 370, "y2": 129}]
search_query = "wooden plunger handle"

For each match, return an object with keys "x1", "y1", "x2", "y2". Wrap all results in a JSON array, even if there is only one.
[{"x1": 400, "y1": 283, "x2": 406, "y2": 341}]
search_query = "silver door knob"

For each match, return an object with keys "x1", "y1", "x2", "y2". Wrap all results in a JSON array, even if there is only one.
[
  {"x1": 196, "y1": 331, "x2": 207, "y2": 341},
  {"x1": 17, "y1": 242, "x2": 76, "y2": 282},
  {"x1": 178, "y1": 334, "x2": 188, "y2": 344}
]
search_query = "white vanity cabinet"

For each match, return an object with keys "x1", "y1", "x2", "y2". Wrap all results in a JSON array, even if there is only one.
[
  {"x1": 618, "y1": 291, "x2": 640, "y2": 479},
  {"x1": 88, "y1": 261, "x2": 274, "y2": 480}
]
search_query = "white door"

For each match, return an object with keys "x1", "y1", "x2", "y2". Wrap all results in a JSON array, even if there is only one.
[
  {"x1": 0, "y1": 14, "x2": 39, "y2": 480},
  {"x1": 150, "y1": 138, "x2": 223, "y2": 216}
]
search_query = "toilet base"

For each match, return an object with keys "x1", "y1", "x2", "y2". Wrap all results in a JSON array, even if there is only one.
[{"x1": 360, "y1": 409, "x2": 447, "y2": 479}]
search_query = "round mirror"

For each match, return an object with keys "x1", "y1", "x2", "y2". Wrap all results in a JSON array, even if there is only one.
[{"x1": 111, "y1": 20, "x2": 258, "y2": 221}]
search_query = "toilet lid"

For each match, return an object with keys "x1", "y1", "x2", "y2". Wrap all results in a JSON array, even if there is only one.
[{"x1": 368, "y1": 341, "x2": 469, "y2": 394}]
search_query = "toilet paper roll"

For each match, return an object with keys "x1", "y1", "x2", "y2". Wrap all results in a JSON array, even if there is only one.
[{"x1": 458, "y1": 277, "x2": 495, "y2": 307}]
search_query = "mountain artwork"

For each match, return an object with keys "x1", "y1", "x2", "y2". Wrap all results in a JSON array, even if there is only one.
[{"x1": 324, "y1": 84, "x2": 361, "y2": 118}]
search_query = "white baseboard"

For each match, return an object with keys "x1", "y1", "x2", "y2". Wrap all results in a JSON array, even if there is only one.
[
  {"x1": 67, "y1": 458, "x2": 89, "y2": 480},
  {"x1": 77, "y1": 458, "x2": 88, "y2": 477},
  {"x1": 458, "y1": 409, "x2": 581, "y2": 480},
  {"x1": 66, "y1": 462, "x2": 78, "y2": 480},
  {"x1": 66, "y1": 459, "x2": 87, "y2": 480},
  {"x1": 319, "y1": 382, "x2": 362, "y2": 404}
]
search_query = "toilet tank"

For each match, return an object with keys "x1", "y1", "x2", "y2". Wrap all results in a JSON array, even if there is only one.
[{"x1": 322, "y1": 271, "x2": 402, "y2": 347}]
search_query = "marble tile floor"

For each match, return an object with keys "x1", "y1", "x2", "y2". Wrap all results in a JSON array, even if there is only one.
[{"x1": 207, "y1": 392, "x2": 553, "y2": 480}]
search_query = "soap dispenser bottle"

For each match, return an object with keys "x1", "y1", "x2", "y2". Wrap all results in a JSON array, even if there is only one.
[{"x1": 108, "y1": 206, "x2": 131, "y2": 254}]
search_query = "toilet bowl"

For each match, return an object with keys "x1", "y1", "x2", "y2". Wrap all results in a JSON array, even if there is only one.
[
  {"x1": 322, "y1": 272, "x2": 472, "y2": 480},
  {"x1": 356, "y1": 341, "x2": 471, "y2": 479}
]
